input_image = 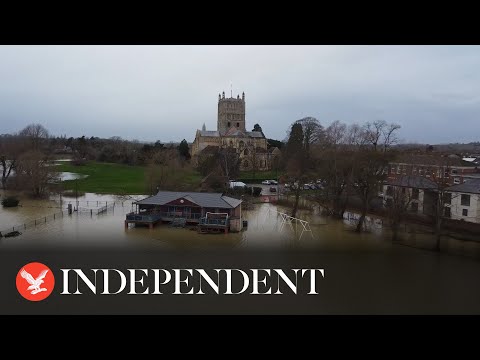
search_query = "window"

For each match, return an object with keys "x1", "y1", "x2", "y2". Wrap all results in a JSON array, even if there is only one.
[
  {"x1": 412, "y1": 188, "x2": 419, "y2": 200},
  {"x1": 396, "y1": 166, "x2": 400, "y2": 174},
  {"x1": 244, "y1": 149, "x2": 249, "y2": 156},
  {"x1": 462, "y1": 209, "x2": 468, "y2": 217},
  {"x1": 411, "y1": 202, "x2": 418, "y2": 213},
  {"x1": 444, "y1": 207, "x2": 451, "y2": 218},
  {"x1": 419, "y1": 168, "x2": 423, "y2": 175},
  {"x1": 236, "y1": 122, "x2": 239, "y2": 128},
  {"x1": 413, "y1": 167, "x2": 417, "y2": 174},
  {"x1": 444, "y1": 192, "x2": 451, "y2": 204},
  {"x1": 451, "y1": 168, "x2": 458, "y2": 175},
  {"x1": 391, "y1": 167, "x2": 395, "y2": 174},
  {"x1": 386, "y1": 186, "x2": 393, "y2": 196},
  {"x1": 227, "y1": 122, "x2": 231, "y2": 127},
  {"x1": 461, "y1": 194, "x2": 471, "y2": 206},
  {"x1": 243, "y1": 160, "x2": 249, "y2": 168}
]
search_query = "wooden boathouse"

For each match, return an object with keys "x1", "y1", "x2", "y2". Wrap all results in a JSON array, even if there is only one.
[{"x1": 125, "y1": 191, "x2": 243, "y2": 232}]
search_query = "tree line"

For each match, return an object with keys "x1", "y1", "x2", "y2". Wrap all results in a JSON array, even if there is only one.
[{"x1": 0, "y1": 123, "x2": 193, "y2": 196}]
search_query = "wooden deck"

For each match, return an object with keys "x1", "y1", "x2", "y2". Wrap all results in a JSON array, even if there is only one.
[{"x1": 125, "y1": 212, "x2": 202, "y2": 229}]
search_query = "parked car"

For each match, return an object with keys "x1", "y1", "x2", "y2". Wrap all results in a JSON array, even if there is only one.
[
  {"x1": 269, "y1": 180, "x2": 278, "y2": 185},
  {"x1": 269, "y1": 186, "x2": 277, "y2": 193},
  {"x1": 262, "y1": 180, "x2": 271, "y2": 185}
]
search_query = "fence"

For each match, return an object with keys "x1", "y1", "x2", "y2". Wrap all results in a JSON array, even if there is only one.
[
  {"x1": 60, "y1": 200, "x2": 136, "y2": 208},
  {"x1": 0, "y1": 201, "x2": 119, "y2": 237},
  {"x1": 0, "y1": 209, "x2": 66, "y2": 236},
  {"x1": 77, "y1": 202, "x2": 116, "y2": 216}
]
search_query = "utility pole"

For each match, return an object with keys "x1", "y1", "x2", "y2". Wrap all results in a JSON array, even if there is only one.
[{"x1": 75, "y1": 178, "x2": 78, "y2": 211}]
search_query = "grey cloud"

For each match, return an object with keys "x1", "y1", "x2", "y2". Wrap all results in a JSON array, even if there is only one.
[{"x1": 0, "y1": 45, "x2": 479, "y2": 144}]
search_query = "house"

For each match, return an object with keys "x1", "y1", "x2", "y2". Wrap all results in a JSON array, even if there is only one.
[
  {"x1": 444, "y1": 179, "x2": 480, "y2": 224},
  {"x1": 387, "y1": 154, "x2": 479, "y2": 186},
  {"x1": 383, "y1": 175, "x2": 438, "y2": 215},
  {"x1": 126, "y1": 191, "x2": 243, "y2": 232}
]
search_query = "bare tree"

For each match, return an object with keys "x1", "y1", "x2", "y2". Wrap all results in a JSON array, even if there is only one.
[
  {"x1": 345, "y1": 123, "x2": 368, "y2": 148},
  {"x1": 0, "y1": 134, "x2": 22, "y2": 190},
  {"x1": 353, "y1": 149, "x2": 391, "y2": 232},
  {"x1": 382, "y1": 123, "x2": 401, "y2": 153},
  {"x1": 363, "y1": 120, "x2": 386, "y2": 151},
  {"x1": 246, "y1": 146, "x2": 261, "y2": 180},
  {"x1": 384, "y1": 179, "x2": 414, "y2": 242},
  {"x1": 15, "y1": 150, "x2": 59, "y2": 197},
  {"x1": 313, "y1": 121, "x2": 353, "y2": 218},
  {"x1": 429, "y1": 160, "x2": 455, "y2": 251},
  {"x1": 145, "y1": 148, "x2": 184, "y2": 192},
  {"x1": 19, "y1": 123, "x2": 49, "y2": 151},
  {"x1": 294, "y1": 117, "x2": 324, "y2": 157}
]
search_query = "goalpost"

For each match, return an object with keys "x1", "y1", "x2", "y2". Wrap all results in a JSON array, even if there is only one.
[{"x1": 263, "y1": 206, "x2": 314, "y2": 240}]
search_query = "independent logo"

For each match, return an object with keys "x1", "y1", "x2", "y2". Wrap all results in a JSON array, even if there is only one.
[{"x1": 16, "y1": 262, "x2": 55, "y2": 301}]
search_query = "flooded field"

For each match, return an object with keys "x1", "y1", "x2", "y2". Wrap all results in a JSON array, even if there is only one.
[{"x1": 0, "y1": 191, "x2": 479, "y2": 257}]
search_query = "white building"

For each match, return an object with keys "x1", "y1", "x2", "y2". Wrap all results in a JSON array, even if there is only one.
[{"x1": 445, "y1": 179, "x2": 480, "y2": 224}]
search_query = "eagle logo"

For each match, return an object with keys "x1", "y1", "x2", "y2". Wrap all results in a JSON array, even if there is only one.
[
  {"x1": 20, "y1": 268, "x2": 49, "y2": 294},
  {"x1": 16, "y1": 262, "x2": 55, "y2": 301}
]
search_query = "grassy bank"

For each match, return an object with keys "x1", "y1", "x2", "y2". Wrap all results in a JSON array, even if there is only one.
[
  {"x1": 56, "y1": 161, "x2": 202, "y2": 194},
  {"x1": 237, "y1": 170, "x2": 283, "y2": 182},
  {"x1": 56, "y1": 162, "x2": 146, "y2": 194}
]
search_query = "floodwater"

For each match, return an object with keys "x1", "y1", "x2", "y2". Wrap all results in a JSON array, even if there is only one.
[
  {"x1": 58, "y1": 172, "x2": 89, "y2": 181},
  {"x1": 0, "y1": 191, "x2": 479, "y2": 256}
]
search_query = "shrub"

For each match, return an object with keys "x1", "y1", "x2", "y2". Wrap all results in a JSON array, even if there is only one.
[{"x1": 2, "y1": 196, "x2": 20, "y2": 207}]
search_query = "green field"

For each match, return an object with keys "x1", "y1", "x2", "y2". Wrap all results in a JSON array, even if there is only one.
[
  {"x1": 56, "y1": 161, "x2": 202, "y2": 195},
  {"x1": 237, "y1": 170, "x2": 284, "y2": 182}
]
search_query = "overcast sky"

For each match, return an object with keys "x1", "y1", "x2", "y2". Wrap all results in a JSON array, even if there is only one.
[{"x1": 0, "y1": 45, "x2": 479, "y2": 144}]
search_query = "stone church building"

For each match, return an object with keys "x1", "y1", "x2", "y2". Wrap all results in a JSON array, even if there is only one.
[{"x1": 191, "y1": 91, "x2": 280, "y2": 171}]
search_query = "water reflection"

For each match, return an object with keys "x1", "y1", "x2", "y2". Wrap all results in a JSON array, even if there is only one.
[
  {"x1": 0, "y1": 192, "x2": 479, "y2": 258},
  {"x1": 58, "y1": 172, "x2": 89, "y2": 181}
]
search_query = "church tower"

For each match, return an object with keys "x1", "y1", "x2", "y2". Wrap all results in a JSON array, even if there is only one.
[{"x1": 217, "y1": 91, "x2": 246, "y2": 134}]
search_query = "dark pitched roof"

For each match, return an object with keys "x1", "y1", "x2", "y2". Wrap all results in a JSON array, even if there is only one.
[
  {"x1": 200, "y1": 145, "x2": 220, "y2": 154},
  {"x1": 392, "y1": 154, "x2": 475, "y2": 167},
  {"x1": 134, "y1": 191, "x2": 242, "y2": 208},
  {"x1": 445, "y1": 179, "x2": 480, "y2": 194},
  {"x1": 386, "y1": 175, "x2": 438, "y2": 189}
]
